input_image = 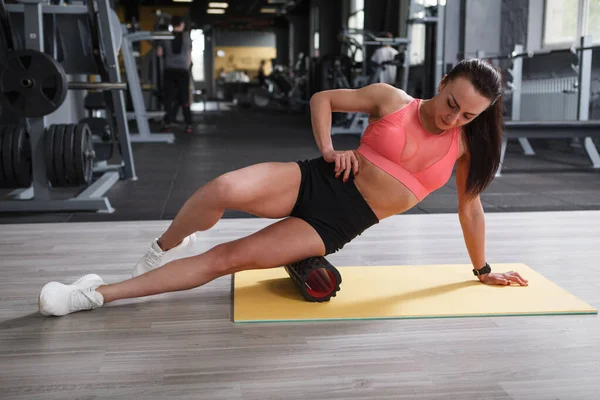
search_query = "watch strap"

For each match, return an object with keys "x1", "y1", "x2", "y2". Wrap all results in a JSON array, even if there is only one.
[{"x1": 473, "y1": 262, "x2": 491, "y2": 276}]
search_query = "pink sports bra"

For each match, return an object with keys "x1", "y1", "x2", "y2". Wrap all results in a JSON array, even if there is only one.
[{"x1": 356, "y1": 98, "x2": 460, "y2": 201}]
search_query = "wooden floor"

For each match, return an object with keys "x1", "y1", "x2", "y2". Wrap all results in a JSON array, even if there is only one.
[{"x1": 1, "y1": 210, "x2": 599, "y2": 399}]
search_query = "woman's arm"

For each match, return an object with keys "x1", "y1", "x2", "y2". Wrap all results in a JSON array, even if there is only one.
[
  {"x1": 308, "y1": 83, "x2": 403, "y2": 156},
  {"x1": 456, "y1": 154, "x2": 528, "y2": 286},
  {"x1": 455, "y1": 154, "x2": 488, "y2": 279}
]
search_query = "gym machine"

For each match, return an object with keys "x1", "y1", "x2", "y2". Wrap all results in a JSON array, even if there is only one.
[
  {"x1": 406, "y1": 0, "x2": 445, "y2": 99},
  {"x1": 476, "y1": 45, "x2": 536, "y2": 161},
  {"x1": 247, "y1": 54, "x2": 310, "y2": 113},
  {"x1": 484, "y1": 36, "x2": 600, "y2": 176},
  {"x1": 331, "y1": 55, "x2": 405, "y2": 136},
  {"x1": 121, "y1": 30, "x2": 175, "y2": 143},
  {"x1": 330, "y1": 0, "x2": 445, "y2": 136},
  {"x1": 341, "y1": 28, "x2": 412, "y2": 90},
  {"x1": 329, "y1": 30, "x2": 411, "y2": 136},
  {"x1": 0, "y1": 0, "x2": 136, "y2": 213}
]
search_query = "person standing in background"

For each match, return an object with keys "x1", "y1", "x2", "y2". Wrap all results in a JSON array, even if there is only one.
[
  {"x1": 257, "y1": 60, "x2": 267, "y2": 87},
  {"x1": 157, "y1": 15, "x2": 193, "y2": 133},
  {"x1": 371, "y1": 32, "x2": 399, "y2": 85}
]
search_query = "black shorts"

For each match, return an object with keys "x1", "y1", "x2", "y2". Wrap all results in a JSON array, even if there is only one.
[{"x1": 290, "y1": 157, "x2": 379, "y2": 255}]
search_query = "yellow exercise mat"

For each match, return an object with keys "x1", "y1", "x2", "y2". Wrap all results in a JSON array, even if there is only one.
[{"x1": 233, "y1": 263, "x2": 597, "y2": 322}]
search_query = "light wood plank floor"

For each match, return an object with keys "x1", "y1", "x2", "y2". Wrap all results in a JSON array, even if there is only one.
[{"x1": 1, "y1": 210, "x2": 599, "y2": 400}]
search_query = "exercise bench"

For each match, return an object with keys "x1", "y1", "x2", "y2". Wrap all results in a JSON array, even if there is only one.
[{"x1": 499, "y1": 120, "x2": 600, "y2": 176}]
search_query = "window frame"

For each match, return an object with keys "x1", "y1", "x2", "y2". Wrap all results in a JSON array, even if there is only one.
[{"x1": 542, "y1": 0, "x2": 599, "y2": 48}]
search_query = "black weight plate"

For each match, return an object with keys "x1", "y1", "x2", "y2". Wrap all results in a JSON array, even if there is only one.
[
  {"x1": 0, "y1": 49, "x2": 68, "y2": 118},
  {"x1": 46, "y1": 124, "x2": 57, "y2": 187},
  {"x1": 52, "y1": 124, "x2": 67, "y2": 187},
  {"x1": 0, "y1": 126, "x2": 6, "y2": 184},
  {"x1": 82, "y1": 124, "x2": 94, "y2": 185},
  {"x1": 73, "y1": 123, "x2": 94, "y2": 186},
  {"x1": 2, "y1": 123, "x2": 16, "y2": 187},
  {"x1": 73, "y1": 123, "x2": 85, "y2": 185},
  {"x1": 0, "y1": 125, "x2": 9, "y2": 187},
  {"x1": 11, "y1": 125, "x2": 32, "y2": 187},
  {"x1": 63, "y1": 124, "x2": 76, "y2": 186}
]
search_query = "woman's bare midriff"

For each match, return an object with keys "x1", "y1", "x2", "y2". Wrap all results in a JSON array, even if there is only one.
[{"x1": 352, "y1": 152, "x2": 421, "y2": 220}]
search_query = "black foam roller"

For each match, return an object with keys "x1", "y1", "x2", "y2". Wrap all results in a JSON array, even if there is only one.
[{"x1": 284, "y1": 256, "x2": 342, "y2": 302}]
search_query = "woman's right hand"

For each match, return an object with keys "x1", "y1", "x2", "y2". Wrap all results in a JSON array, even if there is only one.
[{"x1": 322, "y1": 149, "x2": 359, "y2": 182}]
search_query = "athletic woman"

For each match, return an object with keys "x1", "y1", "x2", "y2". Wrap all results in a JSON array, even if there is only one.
[{"x1": 39, "y1": 59, "x2": 528, "y2": 317}]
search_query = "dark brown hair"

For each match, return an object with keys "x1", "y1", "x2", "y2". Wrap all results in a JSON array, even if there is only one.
[{"x1": 446, "y1": 58, "x2": 503, "y2": 199}]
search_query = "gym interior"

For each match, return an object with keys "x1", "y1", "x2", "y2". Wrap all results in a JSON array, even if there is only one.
[{"x1": 1, "y1": 0, "x2": 599, "y2": 398}]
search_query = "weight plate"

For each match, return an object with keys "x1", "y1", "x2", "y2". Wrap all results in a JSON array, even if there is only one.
[
  {"x1": 11, "y1": 125, "x2": 32, "y2": 187},
  {"x1": 84, "y1": 124, "x2": 94, "y2": 184},
  {"x1": 52, "y1": 124, "x2": 67, "y2": 187},
  {"x1": 0, "y1": 125, "x2": 9, "y2": 187},
  {"x1": 0, "y1": 126, "x2": 4, "y2": 185},
  {"x1": 73, "y1": 123, "x2": 85, "y2": 185},
  {"x1": 82, "y1": 124, "x2": 94, "y2": 185},
  {"x1": 0, "y1": 49, "x2": 68, "y2": 118},
  {"x1": 73, "y1": 123, "x2": 94, "y2": 186},
  {"x1": 2, "y1": 123, "x2": 15, "y2": 187},
  {"x1": 63, "y1": 124, "x2": 76, "y2": 186},
  {"x1": 46, "y1": 124, "x2": 57, "y2": 187}
]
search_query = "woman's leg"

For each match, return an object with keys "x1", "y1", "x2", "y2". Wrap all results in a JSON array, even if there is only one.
[
  {"x1": 98, "y1": 217, "x2": 325, "y2": 303},
  {"x1": 130, "y1": 160, "x2": 304, "y2": 278},
  {"x1": 38, "y1": 163, "x2": 314, "y2": 316},
  {"x1": 39, "y1": 217, "x2": 326, "y2": 315},
  {"x1": 158, "y1": 161, "x2": 302, "y2": 250}
]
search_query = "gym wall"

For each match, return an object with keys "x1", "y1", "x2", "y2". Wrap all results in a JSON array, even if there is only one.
[
  {"x1": 214, "y1": 30, "x2": 276, "y2": 79},
  {"x1": 214, "y1": 47, "x2": 277, "y2": 78},
  {"x1": 463, "y1": 0, "x2": 502, "y2": 58}
]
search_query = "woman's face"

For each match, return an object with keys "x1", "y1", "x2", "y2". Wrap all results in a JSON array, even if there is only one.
[{"x1": 432, "y1": 76, "x2": 493, "y2": 130}]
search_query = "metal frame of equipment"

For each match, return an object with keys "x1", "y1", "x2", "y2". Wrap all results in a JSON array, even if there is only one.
[
  {"x1": 492, "y1": 36, "x2": 600, "y2": 176},
  {"x1": 0, "y1": 0, "x2": 136, "y2": 213}
]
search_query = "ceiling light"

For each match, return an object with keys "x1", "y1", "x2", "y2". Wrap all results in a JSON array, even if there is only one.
[
  {"x1": 207, "y1": 8, "x2": 226, "y2": 14},
  {"x1": 260, "y1": 7, "x2": 277, "y2": 13},
  {"x1": 208, "y1": 2, "x2": 228, "y2": 7}
]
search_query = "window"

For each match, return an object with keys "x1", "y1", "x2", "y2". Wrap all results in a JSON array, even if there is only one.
[
  {"x1": 543, "y1": 0, "x2": 600, "y2": 47},
  {"x1": 587, "y1": 0, "x2": 600, "y2": 43},
  {"x1": 347, "y1": 0, "x2": 364, "y2": 62},
  {"x1": 409, "y1": 0, "x2": 442, "y2": 65},
  {"x1": 190, "y1": 29, "x2": 204, "y2": 82},
  {"x1": 311, "y1": 5, "x2": 320, "y2": 57}
]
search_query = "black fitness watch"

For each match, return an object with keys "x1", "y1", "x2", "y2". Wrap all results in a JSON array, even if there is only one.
[{"x1": 473, "y1": 262, "x2": 491, "y2": 276}]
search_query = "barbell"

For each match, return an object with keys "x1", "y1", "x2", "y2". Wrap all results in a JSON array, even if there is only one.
[{"x1": 0, "y1": 49, "x2": 129, "y2": 118}]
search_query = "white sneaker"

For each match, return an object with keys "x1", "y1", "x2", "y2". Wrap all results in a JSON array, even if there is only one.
[
  {"x1": 39, "y1": 275, "x2": 106, "y2": 316},
  {"x1": 132, "y1": 233, "x2": 198, "y2": 278},
  {"x1": 70, "y1": 274, "x2": 104, "y2": 288}
]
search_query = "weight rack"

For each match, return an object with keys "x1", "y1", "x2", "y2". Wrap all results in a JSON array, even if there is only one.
[
  {"x1": 479, "y1": 36, "x2": 600, "y2": 176},
  {"x1": 121, "y1": 31, "x2": 175, "y2": 144},
  {"x1": 0, "y1": 0, "x2": 136, "y2": 213}
]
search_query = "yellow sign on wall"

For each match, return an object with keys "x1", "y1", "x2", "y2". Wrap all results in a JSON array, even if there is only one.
[{"x1": 214, "y1": 46, "x2": 277, "y2": 78}]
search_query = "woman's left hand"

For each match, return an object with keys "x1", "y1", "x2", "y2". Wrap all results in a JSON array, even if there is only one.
[{"x1": 479, "y1": 271, "x2": 528, "y2": 286}]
